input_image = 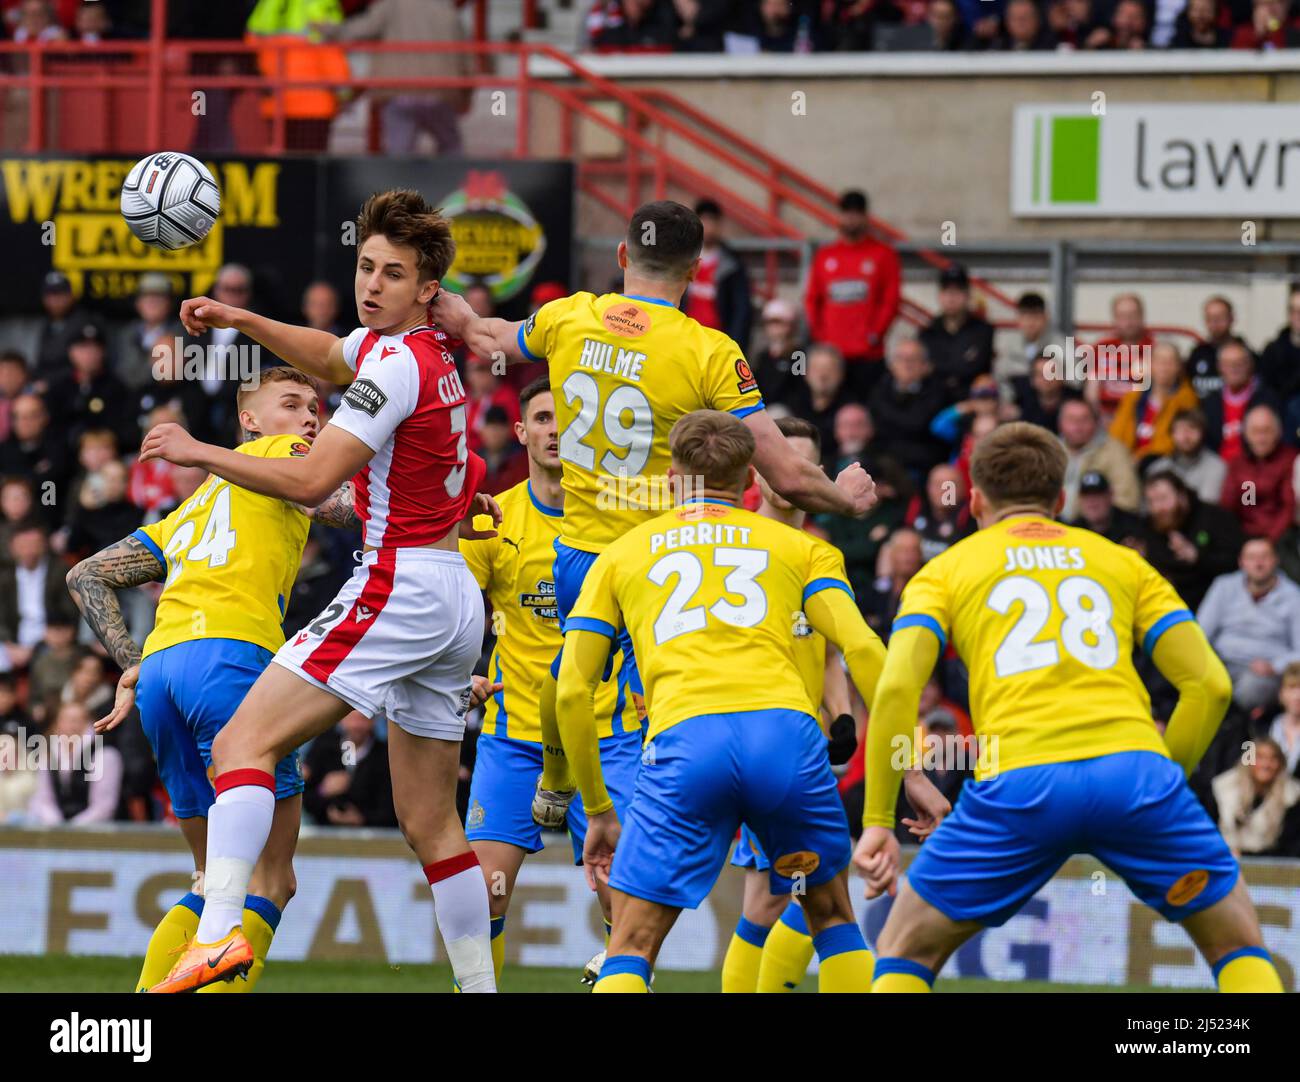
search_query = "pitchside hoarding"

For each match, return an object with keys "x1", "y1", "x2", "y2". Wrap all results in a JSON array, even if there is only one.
[
  {"x1": 1013, "y1": 103, "x2": 1300, "y2": 218},
  {"x1": 1, "y1": 827, "x2": 1296, "y2": 989},
  {"x1": 0, "y1": 157, "x2": 573, "y2": 320}
]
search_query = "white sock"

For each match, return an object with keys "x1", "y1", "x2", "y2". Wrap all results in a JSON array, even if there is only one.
[
  {"x1": 197, "y1": 780, "x2": 275, "y2": 943},
  {"x1": 426, "y1": 853, "x2": 495, "y2": 993}
]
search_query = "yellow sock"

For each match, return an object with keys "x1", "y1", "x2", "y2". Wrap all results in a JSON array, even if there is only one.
[
  {"x1": 1214, "y1": 947, "x2": 1284, "y2": 992},
  {"x1": 539, "y1": 668, "x2": 575, "y2": 791},
  {"x1": 757, "y1": 903, "x2": 815, "y2": 992},
  {"x1": 871, "y1": 957, "x2": 934, "y2": 993},
  {"x1": 722, "y1": 917, "x2": 770, "y2": 992},
  {"x1": 135, "y1": 893, "x2": 202, "y2": 991},
  {"x1": 490, "y1": 916, "x2": 506, "y2": 986},
  {"x1": 592, "y1": 954, "x2": 651, "y2": 993},
  {"x1": 198, "y1": 895, "x2": 279, "y2": 994},
  {"x1": 812, "y1": 923, "x2": 873, "y2": 993}
]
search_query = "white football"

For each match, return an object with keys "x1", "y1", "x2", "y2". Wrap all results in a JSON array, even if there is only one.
[{"x1": 120, "y1": 151, "x2": 221, "y2": 251}]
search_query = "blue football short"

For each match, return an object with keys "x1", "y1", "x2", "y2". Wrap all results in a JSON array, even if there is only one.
[
  {"x1": 135, "y1": 638, "x2": 303, "y2": 818},
  {"x1": 906, "y1": 750, "x2": 1240, "y2": 926},
  {"x1": 466, "y1": 729, "x2": 643, "y2": 863},
  {"x1": 610, "y1": 708, "x2": 851, "y2": 908},
  {"x1": 730, "y1": 824, "x2": 771, "y2": 871},
  {"x1": 549, "y1": 539, "x2": 642, "y2": 696}
]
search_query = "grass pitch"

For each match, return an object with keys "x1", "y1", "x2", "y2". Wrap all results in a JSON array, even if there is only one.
[{"x1": 0, "y1": 954, "x2": 1165, "y2": 993}]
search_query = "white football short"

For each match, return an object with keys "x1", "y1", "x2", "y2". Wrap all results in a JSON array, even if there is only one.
[{"x1": 273, "y1": 547, "x2": 484, "y2": 741}]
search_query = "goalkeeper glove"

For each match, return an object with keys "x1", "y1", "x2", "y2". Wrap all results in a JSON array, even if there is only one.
[{"x1": 828, "y1": 714, "x2": 857, "y2": 765}]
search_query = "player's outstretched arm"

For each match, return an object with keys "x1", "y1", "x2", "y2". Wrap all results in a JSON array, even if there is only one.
[
  {"x1": 745, "y1": 409, "x2": 877, "y2": 518},
  {"x1": 1151, "y1": 620, "x2": 1233, "y2": 776},
  {"x1": 555, "y1": 629, "x2": 614, "y2": 817},
  {"x1": 304, "y1": 481, "x2": 360, "y2": 529},
  {"x1": 140, "y1": 423, "x2": 373, "y2": 509},
  {"x1": 428, "y1": 290, "x2": 527, "y2": 366},
  {"x1": 179, "y1": 296, "x2": 353, "y2": 385},
  {"x1": 66, "y1": 534, "x2": 165, "y2": 733}
]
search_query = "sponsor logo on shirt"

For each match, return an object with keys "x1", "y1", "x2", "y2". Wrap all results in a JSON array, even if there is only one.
[
  {"x1": 735, "y1": 357, "x2": 758, "y2": 395},
  {"x1": 601, "y1": 303, "x2": 651, "y2": 338},
  {"x1": 289, "y1": 442, "x2": 310, "y2": 457},
  {"x1": 342, "y1": 378, "x2": 387, "y2": 418}
]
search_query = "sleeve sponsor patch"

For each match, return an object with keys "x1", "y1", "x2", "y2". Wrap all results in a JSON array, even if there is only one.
[
  {"x1": 735, "y1": 357, "x2": 758, "y2": 395},
  {"x1": 341, "y1": 378, "x2": 388, "y2": 418},
  {"x1": 524, "y1": 311, "x2": 537, "y2": 337},
  {"x1": 290, "y1": 441, "x2": 311, "y2": 457}
]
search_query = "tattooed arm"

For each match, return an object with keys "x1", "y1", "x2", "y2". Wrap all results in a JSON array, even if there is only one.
[
  {"x1": 66, "y1": 534, "x2": 165, "y2": 733},
  {"x1": 303, "y1": 481, "x2": 360, "y2": 530}
]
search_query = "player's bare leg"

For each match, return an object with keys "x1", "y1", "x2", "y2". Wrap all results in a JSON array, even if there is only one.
[
  {"x1": 1180, "y1": 877, "x2": 1284, "y2": 991},
  {"x1": 388, "y1": 723, "x2": 496, "y2": 992},
  {"x1": 872, "y1": 879, "x2": 983, "y2": 991},
  {"x1": 468, "y1": 839, "x2": 527, "y2": 987},
  {"x1": 743, "y1": 871, "x2": 790, "y2": 927},
  {"x1": 592, "y1": 889, "x2": 679, "y2": 992},
  {"x1": 149, "y1": 669, "x2": 348, "y2": 992}
]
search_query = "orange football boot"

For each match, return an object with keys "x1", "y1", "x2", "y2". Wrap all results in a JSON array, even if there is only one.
[{"x1": 147, "y1": 929, "x2": 254, "y2": 993}]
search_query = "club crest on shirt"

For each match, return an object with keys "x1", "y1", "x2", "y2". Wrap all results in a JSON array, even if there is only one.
[{"x1": 342, "y1": 378, "x2": 387, "y2": 418}]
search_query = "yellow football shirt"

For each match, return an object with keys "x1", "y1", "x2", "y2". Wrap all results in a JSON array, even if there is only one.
[
  {"x1": 566, "y1": 500, "x2": 855, "y2": 740},
  {"x1": 518, "y1": 292, "x2": 765, "y2": 553},
  {"x1": 134, "y1": 434, "x2": 312, "y2": 659},
  {"x1": 893, "y1": 515, "x2": 1193, "y2": 779},
  {"x1": 460, "y1": 479, "x2": 640, "y2": 742}
]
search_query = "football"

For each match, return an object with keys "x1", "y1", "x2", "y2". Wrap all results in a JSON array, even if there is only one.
[{"x1": 119, "y1": 151, "x2": 221, "y2": 251}]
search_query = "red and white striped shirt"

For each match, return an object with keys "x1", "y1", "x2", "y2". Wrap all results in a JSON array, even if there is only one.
[{"x1": 333, "y1": 323, "x2": 485, "y2": 548}]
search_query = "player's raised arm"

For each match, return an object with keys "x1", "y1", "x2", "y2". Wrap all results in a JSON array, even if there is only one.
[
  {"x1": 141, "y1": 422, "x2": 373, "y2": 509},
  {"x1": 745, "y1": 408, "x2": 877, "y2": 518},
  {"x1": 180, "y1": 296, "x2": 353, "y2": 385},
  {"x1": 428, "y1": 289, "x2": 529, "y2": 367}
]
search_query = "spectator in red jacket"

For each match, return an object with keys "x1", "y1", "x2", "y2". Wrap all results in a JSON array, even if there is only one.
[
  {"x1": 1089, "y1": 291, "x2": 1155, "y2": 422},
  {"x1": 804, "y1": 189, "x2": 901, "y2": 400},
  {"x1": 1222, "y1": 405, "x2": 1297, "y2": 542},
  {"x1": 1232, "y1": 0, "x2": 1300, "y2": 49}
]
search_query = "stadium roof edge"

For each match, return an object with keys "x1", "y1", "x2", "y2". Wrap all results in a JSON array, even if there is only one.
[{"x1": 527, "y1": 50, "x2": 1300, "y2": 80}]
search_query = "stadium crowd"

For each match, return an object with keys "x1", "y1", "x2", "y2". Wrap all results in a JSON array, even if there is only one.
[{"x1": 0, "y1": 189, "x2": 1299, "y2": 858}]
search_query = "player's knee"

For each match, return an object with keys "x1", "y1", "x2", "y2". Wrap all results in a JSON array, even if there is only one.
[
  {"x1": 800, "y1": 883, "x2": 853, "y2": 933},
  {"x1": 210, "y1": 718, "x2": 263, "y2": 772}
]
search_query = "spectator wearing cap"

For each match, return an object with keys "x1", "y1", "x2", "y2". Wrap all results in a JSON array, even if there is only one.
[
  {"x1": 1069, "y1": 470, "x2": 1149, "y2": 548},
  {"x1": 804, "y1": 190, "x2": 901, "y2": 400},
  {"x1": 1199, "y1": 538, "x2": 1300, "y2": 713},
  {"x1": 0, "y1": 521, "x2": 78, "y2": 675},
  {"x1": 1202, "y1": 339, "x2": 1285, "y2": 461},
  {"x1": 867, "y1": 336, "x2": 949, "y2": 485},
  {"x1": 0, "y1": 393, "x2": 72, "y2": 511},
  {"x1": 1220, "y1": 406, "x2": 1296, "y2": 543},
  {"x1": 682, "y1": 199, "x2": 752, "y2": 350},
  {"x1": 114, "y1": 273, "x2": 184, "y2": 391},
  {"x1": 0, "y1": 351, "x2": 32, "y2": 444},
  {"x1": 1187, "y1": 295, "x2": 1238, "y2": 400},
  {"x1": 1008, "y1": 352, "x2": 1082, "y2": 434},
  {"x1": 750, "y1": 297, "x2": 806, "y2": 410},
  {"x1": 919, "y1": 264, "x2": 995, "y2": 400},
  {"x1": 1058, "y1": 397, "x2": 1140, "y2": 520},
  {"x1": 1109, "y1": 341, "x2": 1200, "y2": 464},
  {"x1": 1147, "y1": 409, "x2": 1228, "y2": 506},
  {"x1": 1142, "y1": 470, "x2": 1243, "y2": 610},
  {"x1": 995, "y1": 291, "x2": 1063, "y2": 396},
  {"x1": 33, "y1": 271, "x2": 104, "y2": 384},
  {"x1": 47, "y1": 323, "x2": 132, "y2": 450},
  {"x1": 1088, "y1": 292, "x2": 1156, "y2": 421}
]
